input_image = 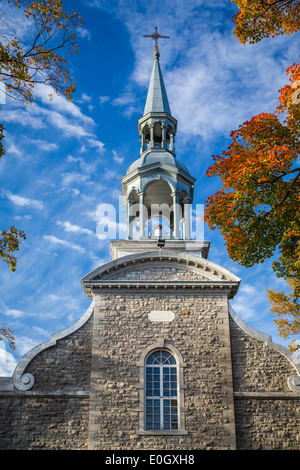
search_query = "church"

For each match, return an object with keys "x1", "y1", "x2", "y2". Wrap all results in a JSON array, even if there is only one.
[{"x1": 0, "y1": 33, "x2": 300, "y2": 451}]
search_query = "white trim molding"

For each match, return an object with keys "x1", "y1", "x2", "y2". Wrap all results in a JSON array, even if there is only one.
[{"x1": 136, "y1": 339, "x2": 188, "y2": 435}]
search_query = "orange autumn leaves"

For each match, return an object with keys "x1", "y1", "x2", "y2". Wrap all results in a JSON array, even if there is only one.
[
  {"x1": 205, "y1": 110, "x2": 300, "y2": 264},
  {"x1": 232, "y1": 0, "x2": 300, "y2": 44},
  {"x1": 0, "y1": 1, "x2": 82, "y2": 270},
  {"x1": 205, "y1": 1, "x2": 300, "y2": 348},
  {"x1": 0, "y1": 1, "x2": 82, "y2": 347},
  {"x1": 1, "y1": 0, "x2": 83, "y2": 110},
  {"x1": 204, "y1": 68, "x2": 300, "y2": 348},
  {"x1": 0, "y1": 323, "x2": 15, "y2": 350}
]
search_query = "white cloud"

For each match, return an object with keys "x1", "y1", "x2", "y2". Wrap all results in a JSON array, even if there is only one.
[
  {"x1": 56, "y1": 220, "x2": 96, "y2": 238},
  {"x1": 231, "y1": 283, "x2": 269, "y2": 322},
  {"x1": 5, "y1": 309, "x2": 24, "y2": 319},
  {"x1": 6, "y1": 142, "x2": 22, "y2": 157},
  {"x1": 67, "y1": 155, "x2": 98, "y2": 173},
  {"x1": 1, "y1": 108, "x2": 46, "y2": 130},
  {"x1": 14, "y1": 215, "x2": 32, "y2": 221},
  {"x1": 99, "y1": 96, "x2": 109, "y2": 105},
  {"x1": 61, "y1": 172, "x2": 89, "y2": 187},
  {"x1": 2, "y1": 93, "x2": 102, "y2": 148},
  {"x1": 86, "y1": 138, "x2": 105, "y2": 153},
  {"x1": 0, "y1": 345, "x2": 17, "y2": 376},
  {"x1": 44, "y1": 235, "x2": 85, "y2": 253},
  {"x1": 79, "y1": 93, "x2": 92, "y2": 103},
  {"x1": 112, "y1": 150, "x2": 123, "y2": 164},
  {"x1": 0, "y1": 300, "x2": 25, "y2": 319},
  {"x1": 46, "y1": 110, "x2": 93, "y2": 138},
  {"x1": 23, "y1": 137, "x2": 58, "y2": 152},
  {"x1": 15, "y1": 336, "x2": 42, "y2": 358},
  {"x1": 34, "y1": 84, "x2": 94, "y2": 126},
  {"x1": 112, "y1": 92, "x2": 135, "y2": 107},
  {"x1": 3, "y1": 190, "x2": 44, "y2": 210},
  {"x1": 77, "y1": 27, "x2": 92, "y2": 41}
]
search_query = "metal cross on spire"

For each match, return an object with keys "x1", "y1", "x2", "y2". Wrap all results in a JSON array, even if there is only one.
[{"x1": 143, "y1": 26, "x2": 170, "y2": 47}]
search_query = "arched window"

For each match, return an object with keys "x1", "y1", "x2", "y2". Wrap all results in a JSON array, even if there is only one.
[{"x1": 145, "y1": 350, "x2": 178, "y2": 431}]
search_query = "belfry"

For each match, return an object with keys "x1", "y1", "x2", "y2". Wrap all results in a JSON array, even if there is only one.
[
  {"x1": 113, "y1": 34, "x2": 209, "y2": 259},
  {"x1": 123, "y1": 43, "x2": 193, "y2": 241},
  {"x1": 0, "y1": 30, "x2": 300, "y2": 451}
]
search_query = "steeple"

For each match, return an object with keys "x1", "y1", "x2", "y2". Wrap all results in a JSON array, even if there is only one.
[
  {"x1": 138, "y1": 28, "x2": 177, "y2": 155},
  {"x1": 118, "y1": 30, "x2": 211, "y2": 257},
  {"x1": 143, "y1": 46, "x2": 171, "y2": 116}
]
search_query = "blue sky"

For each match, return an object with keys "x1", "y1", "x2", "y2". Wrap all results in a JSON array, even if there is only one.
[{"x1": 0, "y1": 0, "x2": 299, "y2": 375}]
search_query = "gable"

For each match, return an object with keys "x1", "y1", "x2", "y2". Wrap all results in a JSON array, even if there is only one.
[
  {"x1": 106, "y1": 266, "x2": 211, "y2": 282},
  {"x1": 81, "y1": 250, "x2": 241, "y2": 299}
]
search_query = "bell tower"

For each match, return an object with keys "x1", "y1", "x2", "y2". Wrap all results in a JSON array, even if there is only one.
[{"x1": 111, "y1": 29, "x2": 210, "y2": 260}]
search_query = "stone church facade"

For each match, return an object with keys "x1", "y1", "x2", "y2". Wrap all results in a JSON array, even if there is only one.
[{"x1": 1, "y1": 40, "x2": 300, "y2": 451}]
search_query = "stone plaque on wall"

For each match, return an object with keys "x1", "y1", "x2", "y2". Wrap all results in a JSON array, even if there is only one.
[{"x1": 148, "y1": 311, "x2": 174, "y2": 322}]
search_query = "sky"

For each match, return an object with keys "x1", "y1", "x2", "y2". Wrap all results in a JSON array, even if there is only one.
[{"x1": 0, "y1": 0, "x2": 299, "y2": 375}]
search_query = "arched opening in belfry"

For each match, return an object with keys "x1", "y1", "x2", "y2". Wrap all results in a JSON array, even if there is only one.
[
  {"x1": 142, "y1": 179, "x2": 183, "y2": 239},
  {"x1": 127, "y1": 189, "x2": 140, "y2": 239},
  {"x1": 165, "y1": 124, "x2": 173, "y2": 149},
  {"x1": 153, "y1": 122, "x2": 162, "y2": 148},
  {"x1": 143, "y1": 124, "x2": 150, "y2": 147}
]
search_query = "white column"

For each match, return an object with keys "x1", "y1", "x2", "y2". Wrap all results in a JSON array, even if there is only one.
[
  {"x1": 138, "y1": 191, "x2": 145, "y2": 239},
  {"x1": 171, "y1": 192, "x2": 180, "y2": 239},
  {"x1": 140, "y1": 133, "x2": 146, "y2": 154},
  {"x1": 126, "y1": 198, "x2": 133, "y2": 239},
  {"x1": 169, "y1": 133, "x2": 175, "y2": 152},
  {"x1": 183, "y1": 199, "x2": 191, "y2": 240},
  {"x1": 161, "y1": 125, "x2": 166, "y2": 149},
  {"x1": 149, "y1": 125, "x2": 154, "y2": 149}
]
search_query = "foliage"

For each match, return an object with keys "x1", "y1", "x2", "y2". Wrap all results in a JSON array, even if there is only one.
[
  {"x1": 268, "y1": 279, "x2": 300, "y2": 349},
  {"x1": 0, "y1": 0, "x2": 82, "y2": 271},
  {"x1": 232, "y1": 0, "x2": 300, "y2": 44},
  {"x1": 204, "y1": 108, "x2": 300, "y2": 265},
  {"x1": 0, "y1": 226, "x2": 26, "y2": 271},
  {"x1": 0, "y1": 323, "x2": 16, "y2": 349},
  {"x1": 205, "y1": 2, "x2": 300, "y2": 349},
  {"x1": 1, "y1": 0, "x2": 83, "y2": 110},
  {"x1": 0, "y1": 1, "x2": 83, "y2": 348}
]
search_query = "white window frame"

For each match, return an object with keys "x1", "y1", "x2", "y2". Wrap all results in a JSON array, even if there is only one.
[
  {"x1": 136, "y1": 339, "x2": 188, "y2": 435},
  {"x1": 145, "y1": 350, "x2": 178, "y2": 431}
]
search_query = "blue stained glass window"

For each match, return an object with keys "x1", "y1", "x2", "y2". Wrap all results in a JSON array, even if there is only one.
[{"x1": 145, "y1": 350, "x2": 178, "y2": 431}]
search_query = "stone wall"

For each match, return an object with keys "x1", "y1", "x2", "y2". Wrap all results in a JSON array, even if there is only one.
[
  {"x1": 0, "y1": 262, "x2": 300, "y2": 450},
  {"x1": 234, "y1": 399, "x2": 300, "y2": 450},
  {"x1": 0, "y1": 395, "x2": 89, "y2": 450},
  {"x1": 88, "y1": 293, "x2": 236, "y2": 450},
  {"x1": 25, "y1": 315, "x2": 93, "y2": 392},
  {"x1": 229, "y1": 315, "x2": 300, "y2": 450},
  {"x1": 0, "y1": 315, "x2": 93, "y2": 450}
]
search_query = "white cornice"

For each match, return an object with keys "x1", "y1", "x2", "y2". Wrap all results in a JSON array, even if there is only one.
[{"x1": 81, "y1": 250, "x2": 241, "y2": 299}]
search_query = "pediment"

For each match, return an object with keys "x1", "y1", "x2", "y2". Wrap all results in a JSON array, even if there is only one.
[{"x1": 81, "y1": 251, "x2": 240, "y2": 299}]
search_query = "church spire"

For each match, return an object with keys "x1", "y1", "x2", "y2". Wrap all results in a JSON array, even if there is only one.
[
  {"x1": 137, "y1": 28, "x2": 177, "y2": 155},
  {"x1": 143, "y1": 46, "x2": 171, "y2": 116},
  {"x1": 120, "y1": 34, "x2": 196, "y2": 243}
]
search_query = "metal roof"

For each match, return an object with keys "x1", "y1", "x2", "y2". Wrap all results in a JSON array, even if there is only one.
[{"x1": 143, "y1": 50, "x2": 171, "y2": 116}]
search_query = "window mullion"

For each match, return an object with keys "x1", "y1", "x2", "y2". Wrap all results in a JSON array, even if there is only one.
[{"x1": 160, "y1": 365, "x2": 164, "y2": 430}]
